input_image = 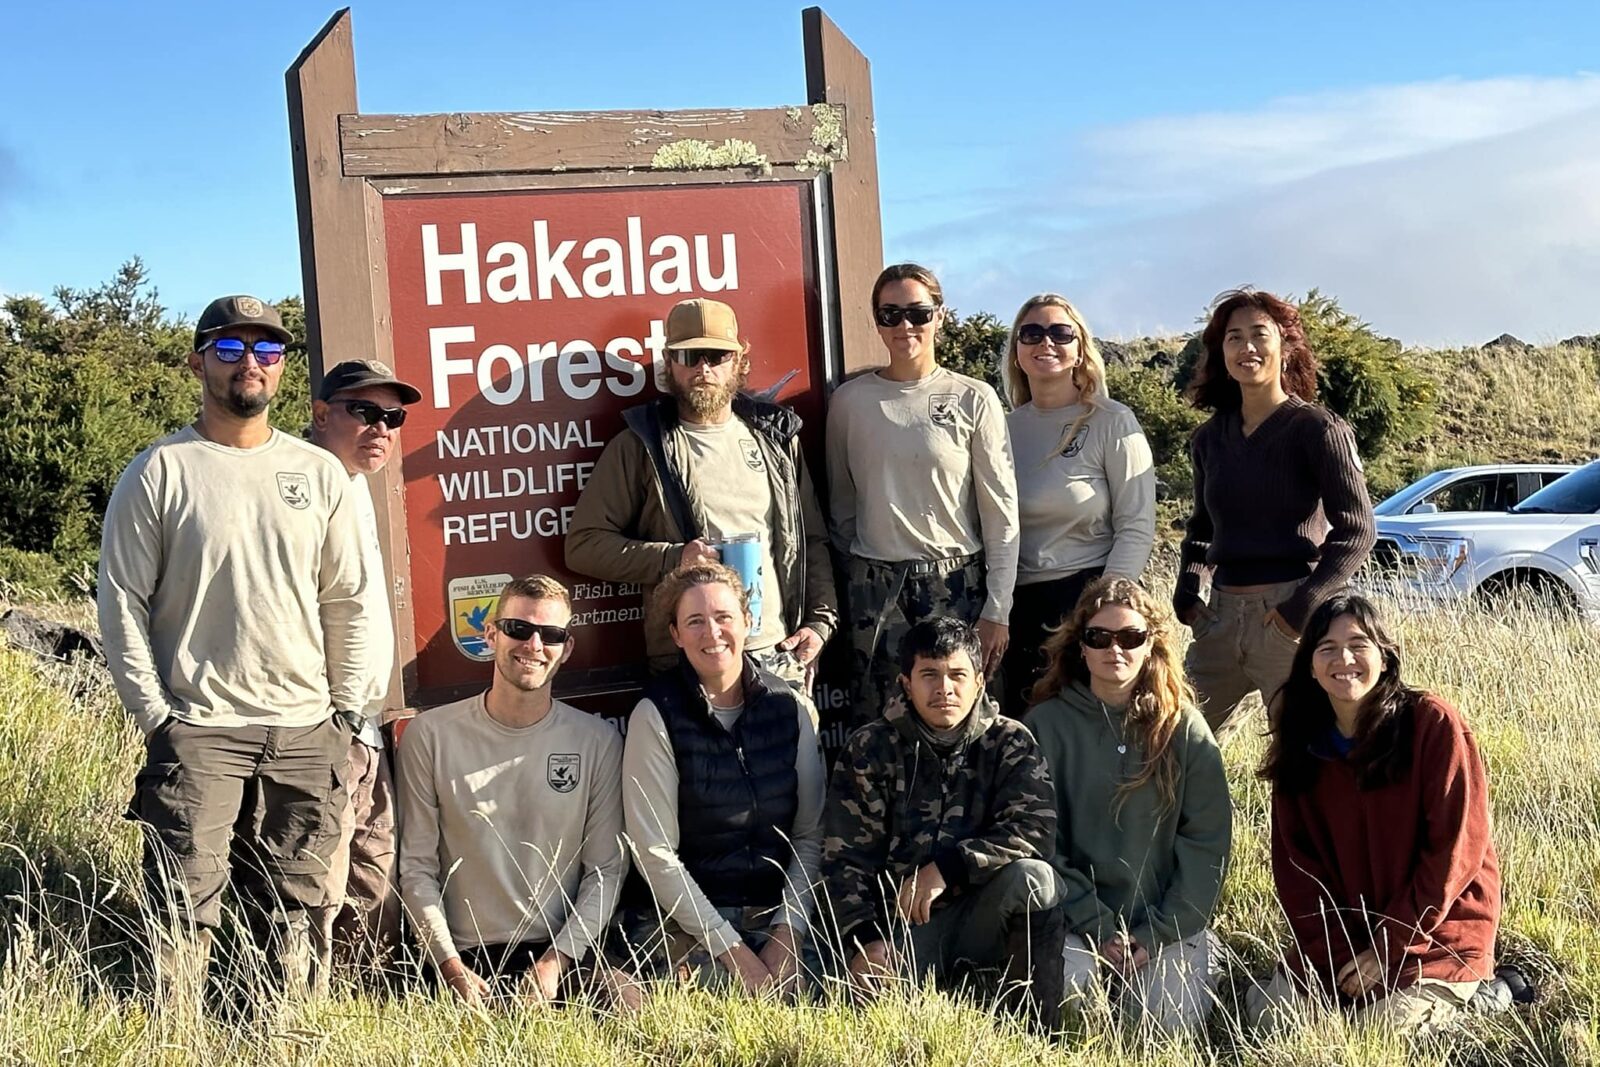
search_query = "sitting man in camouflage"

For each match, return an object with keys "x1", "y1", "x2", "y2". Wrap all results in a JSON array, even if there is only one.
[{"x1": 821, "y1": 616, "x2": 1065, "y2": 1028}]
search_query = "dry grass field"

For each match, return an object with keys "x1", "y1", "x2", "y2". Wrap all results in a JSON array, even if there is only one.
[{"x1": 2, "y1": 575, "x2": 1598, "y2": 1066}]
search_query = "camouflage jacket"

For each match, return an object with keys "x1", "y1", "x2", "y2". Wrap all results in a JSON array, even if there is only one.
[{"x1": 820, "y1": 692, "x2": 1057, "y2": 948}]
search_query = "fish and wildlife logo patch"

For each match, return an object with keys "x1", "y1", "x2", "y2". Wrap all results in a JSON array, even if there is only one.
[
  {"x1": 548, "y1": 753, "x2": 581, "y2": 793},
  {"x1": 237, "y1": 296, "x2": 265, "y2": 318},
  {"x1": 275, "y1": 472, "x2": 311, "y2": 510},
  {"x1": 1056, "y1": 424, "x2": 1089, "y2": 460},
  {"x1": 739, "y1": 439, "x2": 766, "y2": 472},
  {"x1": 448, "y1": 573, "x2": 514, "y2": 661},
  {"x1": 929, "y1": 393, "x2": 959, "y2": 427}
]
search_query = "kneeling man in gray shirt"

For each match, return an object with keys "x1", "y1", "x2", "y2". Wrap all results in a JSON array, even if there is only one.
[{"x1": 396, "y1": 574, "x2": 629, "y2": 1006}]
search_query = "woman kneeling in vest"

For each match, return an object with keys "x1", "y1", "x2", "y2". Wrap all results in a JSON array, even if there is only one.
[{"x1": 615, "y1": 561, "x2": 827, "y2": 997}]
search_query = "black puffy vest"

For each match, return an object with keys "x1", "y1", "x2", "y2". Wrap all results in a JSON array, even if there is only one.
[{"x1": 643, "y1": 655, "x2": 801, "y2": 908}]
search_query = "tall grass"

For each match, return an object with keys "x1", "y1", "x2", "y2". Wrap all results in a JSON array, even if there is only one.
[{"x1": 2, "y1": 589, "x2": 1598, "y2": 1065}]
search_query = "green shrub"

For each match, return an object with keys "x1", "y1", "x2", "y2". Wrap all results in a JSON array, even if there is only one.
[
  {"x1": 936, "y1": 307, "x2": 1010, "y2": 400},
  {"x1": 1105, "y1": 365, "x2": 1204, "y2": 501},
  {"x1": 0, "y1": 263, "x2": 312, "y2": 595}
]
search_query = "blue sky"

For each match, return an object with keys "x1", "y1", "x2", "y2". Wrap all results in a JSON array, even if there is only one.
[{"x1": 3, "y1": 0, "x2": 1599, "y2": 344}]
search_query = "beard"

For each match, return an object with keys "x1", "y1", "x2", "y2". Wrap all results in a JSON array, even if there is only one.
[
  {"x1": 208, "y1": 369, "x2": 275, "y2": 418},
  {"x1": 666, "y1": 361, "x2": 748, "y2": 419}
]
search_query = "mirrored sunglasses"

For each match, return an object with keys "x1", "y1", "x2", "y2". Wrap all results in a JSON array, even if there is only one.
[{"x1": 205, "y1": 338, "x2": 287, "y2": 366}]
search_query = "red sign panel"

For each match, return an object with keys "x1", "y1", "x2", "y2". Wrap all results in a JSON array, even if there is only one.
[{"x1": 382, "y1": 182, "x2": 824, "y2": 703}]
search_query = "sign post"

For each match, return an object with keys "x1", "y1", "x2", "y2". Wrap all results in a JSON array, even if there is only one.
[{"x1": 287, "y1": 8, "x2": 882, "y2": 733}]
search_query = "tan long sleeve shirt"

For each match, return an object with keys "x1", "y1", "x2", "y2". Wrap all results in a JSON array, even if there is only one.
[{"x1": 396, "y1": 694, "x2": 627, "y2": 965}]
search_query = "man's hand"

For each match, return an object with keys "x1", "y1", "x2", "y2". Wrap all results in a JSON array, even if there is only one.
[
  {"x1": 523, "y1": 947, "x2": 569, "y2": 1003},
  {"x1": 1125, "y1": 939, "x2": 1151, "y2": 973},
  {"x1": 846, "y1": 940, "x2": 896, "y2": 999},
  {"x1": 717, "y1": 941, "x2": 776, "y2": 995},
  {"x1": 438, "y1": 956, "x2": 491, "y2": 1009},
  {"x1": 1264, "y1": 607, "x2": 1299, "y2": 641},
  {"x1": 777, "y1": 626, "x2": 825, "y2": 666},
  {"x1": 975, "y1": 618, "x2": 1009, "y2": 678},
  {"x1": 895, "y1": 862, "x2": 948, "y2": 926},
  {"x1": 758, "y1": 924, "x2": 802, "y2": 998},
  {"x1": 681, "y1": 538, "x2": 722, "y2": 566},
  {"x1": 1336, "y1": 948, "x2": 1385, "y2": 999}
]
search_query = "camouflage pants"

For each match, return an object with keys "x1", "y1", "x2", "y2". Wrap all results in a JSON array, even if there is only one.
[{"x1": 845, "y1": 553, "x2": 986, "y2": 729}]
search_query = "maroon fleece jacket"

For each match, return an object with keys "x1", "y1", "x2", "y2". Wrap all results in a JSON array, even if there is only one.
[{"x1": 1270, "y1": 693, "x2": 1500, "y2": 992}]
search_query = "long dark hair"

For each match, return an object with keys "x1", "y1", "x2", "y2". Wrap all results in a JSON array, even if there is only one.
[
  {"x1": 1186, "y1": 288, "x2": 1318, "y2": 411},
  {"x1": 1258, "y1": 592, "x2": 1420, "y2": 794}
]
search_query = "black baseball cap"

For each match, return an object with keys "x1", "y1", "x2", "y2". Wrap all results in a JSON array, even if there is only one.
[
  {"x1": 319, "y1": 359, "x2": 423, "y2": 405},
  {"x1": 193, "y1": 294, "x2": 293, "y2": 350}
]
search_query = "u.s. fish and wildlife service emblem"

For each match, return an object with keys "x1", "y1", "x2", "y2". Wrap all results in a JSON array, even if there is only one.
[
  {"x1": 548, "y1": 753, "x2": 581, "y2": 794},
  {"x1": 448, "y1": 573, "x2": 513, "y2": 661},
  {"x1": 237, "y1": 296, "x2": 265, "y2": 318},
  {"x1": 275, "y1": 472, "x2": 311, "y2": 510}
]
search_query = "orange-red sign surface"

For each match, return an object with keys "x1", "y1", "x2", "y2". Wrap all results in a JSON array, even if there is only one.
[{"x1": 383, "y1": 183, "x2": 823, "y2": 703}]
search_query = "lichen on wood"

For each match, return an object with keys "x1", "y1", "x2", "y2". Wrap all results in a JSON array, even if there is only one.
[{"x1": 650, "y1": 138, "x2": 771, "y2": 175}]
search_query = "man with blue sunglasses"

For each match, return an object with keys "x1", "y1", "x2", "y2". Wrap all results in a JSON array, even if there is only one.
[{"x1": 99, "y1": 294, "x2": 375, "y2": 1009}]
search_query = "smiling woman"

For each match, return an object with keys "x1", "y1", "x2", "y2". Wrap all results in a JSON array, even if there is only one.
[
  {"x1": 1250, "y1": 592, "x2": 1502, "y2": 1035},
  {"x1": 614, "y1": 560, "x2": 826, "y2": 1000},
  {"x1": 1174, "y1": 288, "x2": 1376, "y2": 741}
]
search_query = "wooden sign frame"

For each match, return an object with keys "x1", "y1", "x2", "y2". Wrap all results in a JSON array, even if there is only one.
[{"x1": 286, "y1": 6, "x2": 883, "y2": 717}]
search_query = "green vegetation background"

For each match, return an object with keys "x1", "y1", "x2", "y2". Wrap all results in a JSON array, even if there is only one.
[{"x1": 6, "y1": 261, "x2": 1599, "y2": 597}]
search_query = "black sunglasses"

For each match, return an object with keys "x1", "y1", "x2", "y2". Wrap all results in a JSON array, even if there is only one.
[
  {"x1": 204, "y1": 337, "x2": 287, "y2": 366},
  {"x1": 874, "y1": 304, "x2": 939, "y2": 328},
  {"x1": 494, "y1": 618, "x2": 570, "y2": 645},
  {"x1": 1082, "y1": 626, "x2": 1150, "y2": 651},
  {"x1": 670, "y1": 349, "x2": 738, "y2": 368},
  {"x1": 1017, "y1": 323, "x2": 1078, "y2": 347},
  {"x1": 342, "y1": 399, "x2": 407, "y2": 429}
]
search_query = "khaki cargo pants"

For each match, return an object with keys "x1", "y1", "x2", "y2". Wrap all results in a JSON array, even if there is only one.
[
  {"x1": 126, "y1": 715, "x2": 350, "y2": 990},
  {"x1": 309, "y1": 736, "x2": 400, "y2": 990},
  {"x1": 1184, "y1": 580, "x2": 1304, "y2": 742}
]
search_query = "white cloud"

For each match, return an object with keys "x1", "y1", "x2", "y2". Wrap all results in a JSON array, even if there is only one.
[{"x1": 895, "y1": 76, "x2": 1600, "y2": 346}]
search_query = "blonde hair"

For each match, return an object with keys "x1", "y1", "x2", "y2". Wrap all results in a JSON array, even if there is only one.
[
  {"x1": 1029, "y1": 576, "x2": 1192, "y2": 820},
  {"x1": 1004, "y1": 294, "x2": 1109, "y2": 464},
  {"x1": 648, "y1": 561, "x2": 750, "y2": 638}
]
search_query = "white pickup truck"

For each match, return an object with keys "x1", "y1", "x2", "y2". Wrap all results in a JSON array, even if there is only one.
[{"x1": 1366, "y1": 460, "x2": 1600, "y2": 618}]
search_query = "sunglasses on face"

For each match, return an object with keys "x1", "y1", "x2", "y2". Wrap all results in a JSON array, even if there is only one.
[
  {"x1": 494, "y1": 618, "x2": 570, "y2": 645},
  {"x1": 1082, "y1": 626, "x2": 1150, "y2": 651},
  {"x1": 1017, "y1": 323, "x2": 1078, "y2": 347},
  {"x1": 670, "y1": 348, "x2": 738, "y2": 368},
  {"x1": 873, "y1": 304, "x2": 939, "y2": 329},
  {"x1": 204, "y1": 338, "x2": 287, "y2": 366},
  {"x1": 342, "y1": 399, "x2": 407, "y2": 429}
]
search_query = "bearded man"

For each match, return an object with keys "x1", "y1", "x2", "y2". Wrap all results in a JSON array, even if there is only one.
[
  {"x1": 99, "y1": 294, "x2": 372, "y2": 1005},
  {"x1": 566, "y1": 298, "x2": 836, "y2": 688}
]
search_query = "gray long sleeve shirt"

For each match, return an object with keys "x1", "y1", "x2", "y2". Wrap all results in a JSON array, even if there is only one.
[
  {"x1": 97, "y1": 427, "x2": 371, "y2": 735},
  {"x1": 825, "y1": 366, "x2": 1021, "y2": 621}
]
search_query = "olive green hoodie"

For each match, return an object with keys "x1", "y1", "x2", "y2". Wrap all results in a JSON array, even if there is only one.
[{"x1": 1024, "y1": 680, "x2": 1231, "y2": 949}]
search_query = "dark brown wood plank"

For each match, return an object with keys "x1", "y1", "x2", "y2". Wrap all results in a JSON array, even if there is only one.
[
  {"x1": 804, "y1": 7, "x2": 884, "y2": 377},
  {"x1": 287, "y1": 9, "x2": 416, "y2": 717},
  {"x1": 341, "y1": 107, "x2": 844, "y2": 177}
]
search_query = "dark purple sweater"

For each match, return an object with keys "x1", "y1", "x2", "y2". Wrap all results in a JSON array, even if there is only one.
[{"x1": 1176, "y1": 397, "x2": 1375, "y2": 632}]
